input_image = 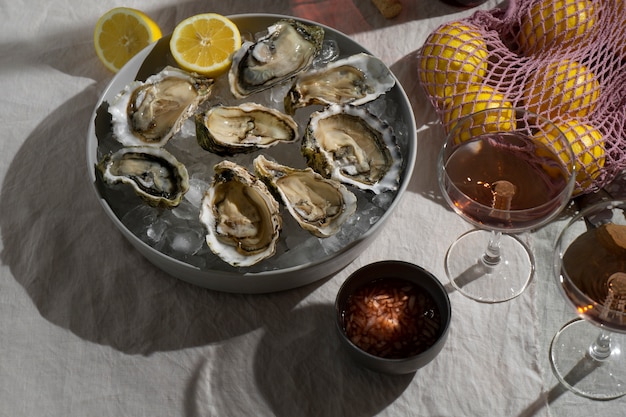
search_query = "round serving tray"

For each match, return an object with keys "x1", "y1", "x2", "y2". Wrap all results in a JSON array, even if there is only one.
[{"x1": 86, "y1": 14, "x2": 417, "y2": 293}]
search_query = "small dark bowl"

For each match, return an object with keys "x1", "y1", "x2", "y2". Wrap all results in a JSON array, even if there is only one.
[{"x1": 335, "y1": 261, "x2": 451, "y2": 374}]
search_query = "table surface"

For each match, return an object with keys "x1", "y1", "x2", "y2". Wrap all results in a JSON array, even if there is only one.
[{"x1": 1, "y1": 0, "x2": 624, "y2": 415}]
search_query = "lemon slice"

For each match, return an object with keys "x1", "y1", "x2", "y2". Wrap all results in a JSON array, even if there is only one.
[
  {"x1": 170, "y1": 13, "x2": 242, "y2": 77},
  {"x1": 94, "y1": 7, "x2": 162, "y2": 73}
]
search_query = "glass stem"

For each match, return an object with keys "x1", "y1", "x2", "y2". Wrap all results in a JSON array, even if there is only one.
[
  {"x1": 588, "y1": 330, "x2": 612, "y2": 361},
  {"x1": 589, "y1": 273, "x2": 626, "y2": 361},
  {"x1": 482, "y1": 230, "x2": 502, "y2": 267}
]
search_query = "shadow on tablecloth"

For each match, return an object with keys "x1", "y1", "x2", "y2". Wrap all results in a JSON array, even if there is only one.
[
  {"x1": 0, "y1": 0, "x2": 472, "y2": 360},
  {"x1": 0, "y1": 0, "x2": 416, "y2": 81},
  {"x1": 390, "y1": 49, "x2": 449, "y2": 210},
  {"x1": 0, "y1": 87, "x2": 328, "y2": 355},
  {"x1": 187, "y1": 304, "x2": 415, "y2": 417}
]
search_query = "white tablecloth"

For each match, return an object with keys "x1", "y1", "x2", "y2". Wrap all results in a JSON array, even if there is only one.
[{"x1": 1, "y1": 0, "x2": 623, "y2": 415}]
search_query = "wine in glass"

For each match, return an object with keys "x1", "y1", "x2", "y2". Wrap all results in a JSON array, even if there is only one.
[
  {"x1": 550, "y1": 200, "x2": 626, "y2": 400},
  {"x1": 438, "y1": 107, "x2": 576, "y2": 303}
]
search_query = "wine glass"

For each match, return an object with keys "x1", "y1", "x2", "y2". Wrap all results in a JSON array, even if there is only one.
[
  {"x1": 438, "y1": 107, "x2": 576, "y2": 303},
  {"x1": 550, "y1": 200, "x2": 626, "y2": 400}
]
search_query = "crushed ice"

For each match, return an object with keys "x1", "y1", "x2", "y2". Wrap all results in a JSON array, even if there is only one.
[{"x1": 115, "y1": 39, "x2": 409, "y2": 273}]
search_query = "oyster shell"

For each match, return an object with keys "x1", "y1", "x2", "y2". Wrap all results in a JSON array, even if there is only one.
[
  {"x1": 284, "y1": 53, "x2": 396, "y2": 115},
  {"x1": 302, "y1": 104, "x2": 402, "y2": 194},
  {"x1": 108, "y1": 66, "x2": 213, "y2": 147},
  {"x1": 228, "y1": 19, "x2": 324, "y2": 98},
  {"x1": 254, "y1": 155, "x2": 357, "y2": 238},
  {"x1": 199, "y1": 160, "x2": 282, "y2": 267},
  {"x1": 97, "y1": 146, "x2": 189, "y2": 208},
  {"x1": 195, "y1": 103, "x2": 298, "y2": 156}
]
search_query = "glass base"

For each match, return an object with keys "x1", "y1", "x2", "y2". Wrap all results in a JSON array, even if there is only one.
[
  {"x1": 444, "y1": 229, "x2": 533, "y2": 303},
  {"x1": 550, "y1": 319, "x2": 626, "y2": 400}
]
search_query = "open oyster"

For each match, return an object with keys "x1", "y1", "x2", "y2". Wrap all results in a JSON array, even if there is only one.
[
  {"x1": 199, "y1": 160, "x2": 282, "y2": 267},
  {"x1": 302, "y1": 104, "x2": 402, "y2": 194},
  {"x1": 108, "y1": 66, "x2": 213, "y2": 147},
  {"x1": 228, "y1": 19, "x2": 324, "y2": 98},
  {"x1": 97, "y1": 146, "x2": 189, "y2": 208},
  {"x1": 254, "y1": 155, "x2": 357, "y2": 238},
  {"x1": 284, "y1": 53, "x2": 396, "y2": 115},
  {"x1": 195, "y1": 103, "x2": 298, "y2": 156}
]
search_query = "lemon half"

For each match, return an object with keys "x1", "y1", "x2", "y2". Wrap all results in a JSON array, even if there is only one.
[
  {"x1": 170, "y1": 13, "x2": 241, "y2": 77},
  {"x1": 94, "y1": 7, "x2": 162, "y2": 73}
]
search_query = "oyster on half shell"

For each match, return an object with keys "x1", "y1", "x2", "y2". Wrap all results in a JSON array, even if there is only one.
[
  {"x1": 108, "y1": 66, "x2": 213, "y2": 147},
  {"x1": 97, "y1": 146, "x2": 190, "y2": 208},
  {"x1": 195, "y1": 103, "x2": 298, "y2": 156},
  {"x1": 199, "y1": 161, "x2": 282, "y2": 267},
  {"x1": 254, "y1": 155, "x2": 357, "y2": 238},
  {"x1": 228, "y1": 19, "x2": 324, "y2": 99},
  {"x1": 302, "y1": 104, "x2": 402, "y2": 194},
  {"x1": 284, "y1": 53, "x2": 396, "y2": 115}
]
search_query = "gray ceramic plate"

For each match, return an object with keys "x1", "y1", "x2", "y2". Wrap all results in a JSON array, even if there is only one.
[{"x1": 86, "y1": 14, "x2": 417, "y2": 293}]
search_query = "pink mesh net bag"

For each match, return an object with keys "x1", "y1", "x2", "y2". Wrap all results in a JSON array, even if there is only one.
[{"x1": 418, "y1": 0, "x2": 626, "y2": 195}]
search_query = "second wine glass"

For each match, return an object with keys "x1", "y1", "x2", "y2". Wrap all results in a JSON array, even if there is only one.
[
  {"x1": 550, "y1": 200, "x2": 626, "y2": 400},
  {"x1": 438, "y1": 107, "x2": 576, "y2": 303}
]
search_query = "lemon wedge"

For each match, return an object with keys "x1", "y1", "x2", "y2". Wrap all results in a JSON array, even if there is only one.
[
  {"x1": 169, "y1": 13, "x2": 242, "y2": 77},
  {"x1": 94, "y1": 7, "x2": 162, "y2": 73}
]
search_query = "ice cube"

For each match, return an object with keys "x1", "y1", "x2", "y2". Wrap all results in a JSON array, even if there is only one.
[
  {"x1": 372, "y1": 191, "x2": 394, "y2": 210},
  {"x1": 146, "y1": 217, "x2": 169, "y2": 244},
  {"x1": 121, "y1": 204, "x2": 159, "y2": 242},
  {"x1": 274, "y1": 236, "x2": 325, "y2": 268},
  {"x1": 160, "y1": 226, "x2": 205, "y2": 256},
  {"x1": 171, "y1": 200, "x2": 200, "y2": 221}
]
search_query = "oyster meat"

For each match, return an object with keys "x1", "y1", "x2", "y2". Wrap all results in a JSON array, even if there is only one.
[
  {"x1": 97, "y1": 146, "x2": 190, "y2": 208},
  {"x1": 254, "y1": 155, "x2": 357, "y2": 238},
  {"x1": 228, "y1": 19, "x2": 324, "y2": 98},
  {"x1": 109, "y1": 66, "x2": 213, "y2": 147},
  {"x1": 284, "y1": 53, "x2": 396, "y2": 115},
  {"x1": 195, "y1": 103, "x2": 298, "y2": 156},
  {"x1": 199, "y1": 160, "x2": 282, "y2": 267},
  {"x1": 302, "y1": 104, "x2": 402, "y2": 194}
]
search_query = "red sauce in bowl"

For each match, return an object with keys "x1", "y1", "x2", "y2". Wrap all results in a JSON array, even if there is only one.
[{"x1": 342, "y1": 278, "x2": 441, "y2": 359}]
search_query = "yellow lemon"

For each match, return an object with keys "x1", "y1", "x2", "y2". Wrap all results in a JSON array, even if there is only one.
[
  {"x1": 170, "y1": 13, "x2": 241, "y2": 78},
  {"x1": 523, "y1": 59, "x2": 600, "y2": 120},
  {"x1": 518, "y1": 0, "x2": 596, "y2": 55},
  {"x1": 419, "y1": 21, "x2": 489, "y2": 103},
  {"x1": 443, "y1": 85, "x2": 515, "y2": 143},
  {"x1": 535, "y1": 119, "x2": 605, "y2": 193},
  {"x1": 94, "y1": 7, "x2": 162, "y2": 73}
]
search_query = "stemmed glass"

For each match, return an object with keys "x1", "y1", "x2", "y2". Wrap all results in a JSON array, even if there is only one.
[
  {"x1": 438, "y1": 107, "x2": 576, "y2": 303},
  {"x1": 550, "y1": 200, "x2": 626, "y2": 400}
]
